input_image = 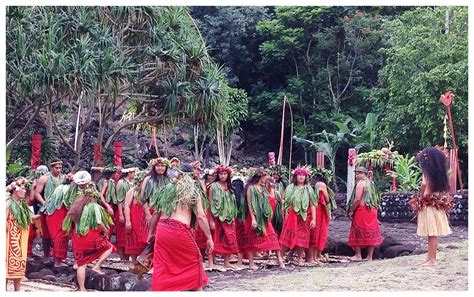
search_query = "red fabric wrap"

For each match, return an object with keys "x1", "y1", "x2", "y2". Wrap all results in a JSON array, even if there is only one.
[
  {"x1": 40, "y1": 213, "x2": 50, "y2": 239},
  {"x1": 94, "y1": 143, "x2": 103, "y2": 166},
  {"x1": 239, "y1": 209, "x2": 280, "y2": 253},
  {"x1": 72, "y1": 227, "x2": 115, "y2": 267},
  {"x1": 348, "y1": 205, "x2": 383, "y2": 247},
  {"x1": 45, "y1": 205, "x2": 69, "y2": 260},
  {"x1": 212, "y1": 217, "x2": 239, "y2": 254},
  {"x1": 268, "y1": 195, "x2": 277, "y2": 214},
  {"x1": 194, "y1": 211, "x2": 211, "y2": 249},
  {"x1": 279, "y1": 207, "x2": 310, "y2": 249},
  {"x1": 114, "y1": 208, "x2": 126, "y2": 248},
  {"x1": 31, "y1": 134, "x2": 42, "y2": 170},
  {"x1": 125, "y1": 202, "x2": 148, "y2": 255},
  {"x1": 309, "y1": 193, "x2": 329, "y2": 250},
  {"x1": 151, "y1": 218, "x2": 208, "y2": 291}
]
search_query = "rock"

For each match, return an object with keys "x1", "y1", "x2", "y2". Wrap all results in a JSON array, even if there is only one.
[
  {"x1": 323, "y1": 239, "x2": 337, "y2": 254},
  {"x1": 38, "y1": 268, "x2": 54, "y2": 276},
  {"x1": 120, "y1": 273, "x2": 139, "y2": 291},
  {"x1": 90, "y1": 274, "x2": 109, "y2": 291},
  {"x1": 383, "y1": 244, "x2": 416, "y2": 259},
  {"x1": 334, "y1": 241, "x2": 353, "y2": 256},
  {"x1": 379, "y1": 236, "x2": 401, "y2": 252},
  {"x1": 133, "y1": 279, "x2": 151, "y2": 291},
  {"x1": 40, "y1": 275, "x2": 57, "y2": 282},
  {"x1": 28, "y1": 272, "x2": 40, "y2": 279},
  {"x1": 411, "y1": 247, "x2": 427, "y2": 255}
]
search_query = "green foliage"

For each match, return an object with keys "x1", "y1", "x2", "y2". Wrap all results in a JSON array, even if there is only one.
[
  {"x1": 373, "y1": 7, "x2": 468, "y2": 181},
  {"x1": 388, "y1": 154, "x2": 422, "y2": 192}
]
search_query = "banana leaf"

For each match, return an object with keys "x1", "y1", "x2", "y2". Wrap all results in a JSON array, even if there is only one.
[
  {"x1": 210, "y1": 183, "x2": 237, "y2": 223},
  {"x1": 43, "y1": 184, "x2": 69, "y2": 215},
  {"x1": 74, "y1": 203, "x2": 114, "y2": 236},
  {"x1": 346, "y1": 179, "x2": 380, "y2": 213},
  {"x1": 284, "y1": 184, "x2": 314, "y2": 221},
  {"x1": 7, "y1": 198, "x2": 32, "y2": 229},
  {"x1": 116, "y1": 179, "x2": 133, "y2": 204},
  {"x1": 44, "y1": 174, "x2": 65, "y2": 200},
  {"x1": 64, "y1": 183, "x2": 78, "y2": 208},
  {"x1": 143, "y1": 175, "x2": 170, "y2": 204},
  {"x1": 106, "y1": 179, "x2": 117, "y2": 204}
]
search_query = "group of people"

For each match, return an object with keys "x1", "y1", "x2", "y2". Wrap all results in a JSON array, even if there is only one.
[{"x1": 6, "y1": 147, "x2": 454, "y2": 291}]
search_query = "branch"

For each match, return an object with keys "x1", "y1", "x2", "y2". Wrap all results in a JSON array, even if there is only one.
[
  {"x1": 50, "y1": 104, "x2": 77, "y2": 154},
  {"x1": 340, "y1": 51, "x2": 358, "y2": 98},
  {"x1": 6, "y1": 102, "x2": 42, "y2": 151},
  {"x1": 104, "y1": 113, "x2": 180, "y2": 150}
]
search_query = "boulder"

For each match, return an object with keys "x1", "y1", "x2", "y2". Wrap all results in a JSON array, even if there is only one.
[
  {"x1": 383, "y1": 244, "x2": 416, "y2": 259},
  {"x1": 28, "y1": 272, "x2": 40, "y2": 280},
  {"x1": 38, "y1": 268, "x2": 54, "y2": 276},
  {"x1": 133, "y1": 279, "x2": 151, "y2": 291},
  {"x1": 379, "y1": 236, "x2": 401, "y2": 252},
  {"x1": 40, "y1": 275, "x2": 57, "y2": 282}
]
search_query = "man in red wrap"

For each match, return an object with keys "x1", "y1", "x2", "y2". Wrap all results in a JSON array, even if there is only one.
[
  {"x1": 34, "y1": 160, "x2": 65, "y2": 264},
  {"x1": 148, "y1": 163, "x2": 213, "y2": 291},
  {"x1": 347, "y1": 166, "x2": 383, "y2": 261}
]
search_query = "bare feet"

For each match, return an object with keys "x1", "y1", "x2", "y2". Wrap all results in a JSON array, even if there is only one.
[
  {"x1": 349, "y1": 255, "x2": 363, "y2": 262},
  {"x1": 421, "y1": 260, "x2": 437, "y2": 266},
  {"x1": 92, "y1": 267, "x2": 105, "y2": 275},
  {"x1": 54, "y1": 261, "x2": 68, "y2": 268},
  {"x1": 363, "y1": 257, "x2": 373, "y2": 262},
  {"x1": 224, "y1": 264, "x2": 238, "y2": 271},
  {"x1": 248, "y1": 265, "x2": 258, "y2": 270},
  {"x1": 297, "y1": 258, "x2": 305, "y2": 266}
]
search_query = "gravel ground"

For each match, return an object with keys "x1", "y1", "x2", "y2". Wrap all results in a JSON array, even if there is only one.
[{"x1": 209, "y1": 240, "x2": 468, "y2": 291}]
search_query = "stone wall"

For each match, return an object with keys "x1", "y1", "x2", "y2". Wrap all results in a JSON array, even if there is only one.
[{"x1": 334, "y1": 190, "x2": 468, "y2": 225}]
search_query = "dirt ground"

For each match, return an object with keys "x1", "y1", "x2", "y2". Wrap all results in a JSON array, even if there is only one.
[{"x1": 206, "y1": 240, "x2": 468, "y2": 291}]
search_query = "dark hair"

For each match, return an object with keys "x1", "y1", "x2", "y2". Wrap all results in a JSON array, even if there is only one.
[
  {"x1": 416, "y1": 147, "x2": 450, "y2": 193},
  {"x1": 244, "y1": 174, "x2": 262, "y2": 195},
  {"x1": 313, "y1": 173, "x2": 327, "y2": 184},
  {"x1": 102, "y1": 171, "x2": 114, "y2": 180},
  {"x1": 231, "y1": 179, "x2": 245, "y2": 208},
  {"x1": 292, "y1": 174, "x2": 308, "y2": 186},
  {"x1": 118, "y1": 164, "x2": 135, "y2": 181},
  {"x1": 215, "y1": 171, "x2": 234, "y2": 194},
  {"x1": 149, "y1": 162, "x2": 168, "y2": 182}
]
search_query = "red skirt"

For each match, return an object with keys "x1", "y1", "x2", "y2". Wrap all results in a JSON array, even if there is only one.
[
  {"x1": 348, "y1": 205, "x2": 383, "y2": 247},
  {"x1": 72, "y1": 227, "x2": 115, "y2": 267},
  {"x1": 269, "y1": 195, "x2": 277, "y2": 214},
  {"x1": 151, "y1": 218, "x2": 208, "y2": 291},
  {"x1": 125, "y1": 203, "x2": 148, "y2": 255},
  {"x1": 240, "y1": 210, "x2": 280, "y2": 253},
  {"x1": 212, "y1": 217, "x2": 239, "y2": 255},
  {"x1": 114, "y1": 207, "x2": 126, "y2": 248},
  {"x1": 194, "y1": 211, "x2": 211, "y2": 250},
  {"x1": 45, "y1": 205, "x2": 69, "y2": 260},
  {"x1": 279, "y1": 207, "x2": 310, "y2": 249},
  {"x1": 309, "y1": 196, "x2": 329, "y2": 250}
]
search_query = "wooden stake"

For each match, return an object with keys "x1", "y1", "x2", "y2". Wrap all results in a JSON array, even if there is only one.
[{"x1": 277, "y1": 95, "x2": 287, "y2": 166}]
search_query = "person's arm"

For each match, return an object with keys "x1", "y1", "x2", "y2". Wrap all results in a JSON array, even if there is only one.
[
  {"x1": 319, "y1": 182, "x2": 330, "y2": 203},
  {"x1": 247, "y1": 187, "x2": 257, "y2": 230},
  {"x1": 147, "y1": 212, "x2": 160, "y2": 243},
  {"x1": 28, "y1": 182, "x2": 37, "y2": 204},
  {"x1": 420, "y1": 174, "x2": 428, "y2": 198},
  {"x1": 195, "y1": 190, "x2": 214, "y2": 254},
  {"x1": 349, "y1": 182, "x2": 366, "y2": 217},
  {"x1": 207, "y1": 184, "x2": 215, "y2": 230},
  {"x1": 310, "y1": 204, "x2": 316, "y2": 229},
  {"x1": 34, "y1": 176, "x2": 48, "y2": 205},
  {"x1": 97, "y1": 223, "x2": 108, "y2": 235},
  {"x1": 116, "y1": 180, "x2": 125, "y2": 223},
  {"x1": 141, "y1": 177, "x2": 152, "y2": 222},
  {"x1": 100, "y1": 181, "x2": 114, "y2": 215},
  {"x1": 124, "y1": 189, "x2": 134, "y2": 229}
]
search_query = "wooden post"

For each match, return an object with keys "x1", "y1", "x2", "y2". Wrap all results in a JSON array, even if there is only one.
[
  {"x1": 316, "y1": 152, "x2": 325, "y2": 168},
  {"x1": 93, "y1": 143, "x2": 102, "y2": 166},
  {"x1": 114, "y1": 141, "x2": 123, "y2": 166},
  {"x1": 30, "y1": 134, "x2": 42, "y2": 170},
  {"x1": 449, "y1": 149, "x2": 458, "y2": 194},
  {"x1": 347, "y1": 148, "x2": 357, "y2": 204},
  {"x1": 277, "y1": 95, "x2": 287, "y2": 166}
]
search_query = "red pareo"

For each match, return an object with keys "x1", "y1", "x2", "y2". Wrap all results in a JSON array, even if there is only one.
[
  {"x1": 125, "y1": 202, "x2": 148, "y2": 255},
  {"x1": 114, "y1": 208, "x2": 126, "y2": 248},
  {"x1": 194, "y1": 211, "x2": 212, "y2": 250},
  {"x1": 72, "y1": 227, "x2": 115, "y2": 267},
  {"x1": 348, "y1": 205, "x2": 383, "y2": 247},
  {"x1": 309, "y1": 192, "x2": 330, "y2": 250},
  {"x1": 45, "y1": 205, "x2": 69, "y2": 260},
  {"x1": 268, "y1": 195, "x2": 277, "y2": 214},
  {"x1": 152, "y1": 218, "x2": 208, "y2": 291},
  {"x1": 279, "y1": 207, "x2": 310, "y2": 249},
  {"x1": 40, "y1": 213, "x2": 50, "y2": 239},
  {"x1": 240, "y1": 208, "x2": 280, "y2": 253},
  {"x1": 212, "y1": 217, "x2": 239, "y2": 255}
]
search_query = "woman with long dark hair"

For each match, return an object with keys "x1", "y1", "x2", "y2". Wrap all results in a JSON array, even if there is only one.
[
  {"x1": 410, "y1": 147, "x2": 453, "y2": 266},
  {"x1": 241, "y1": 169, "x2": 284, "y2": 269},
  {"x1": 279, "y1": 166, "x2": 316, "y2": 266},
  {"x1": 208, "y1": 166, "x2": 239, "y2": 270},
  {"x1": 141, "y1": 158, "x2": 170, "y2": 224}
]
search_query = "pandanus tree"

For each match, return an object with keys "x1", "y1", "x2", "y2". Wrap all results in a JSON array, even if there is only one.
[{"x1": 7, "y1": 6, "x2": 246, "y2": 169}]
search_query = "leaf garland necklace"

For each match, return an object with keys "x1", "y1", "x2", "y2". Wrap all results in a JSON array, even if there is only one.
[
  {"x1": 7, "y1": 196, "x2": 32, "y2": 229},
  {"x1": 249, "y1": 185, "x2": 273, "y2": 235},
  {"x1": 210, "y1": 182, "x2": 237, "y2": 223},
  {"x1": 283, "y1": 183, "x2": 316, "y2": 221}
]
